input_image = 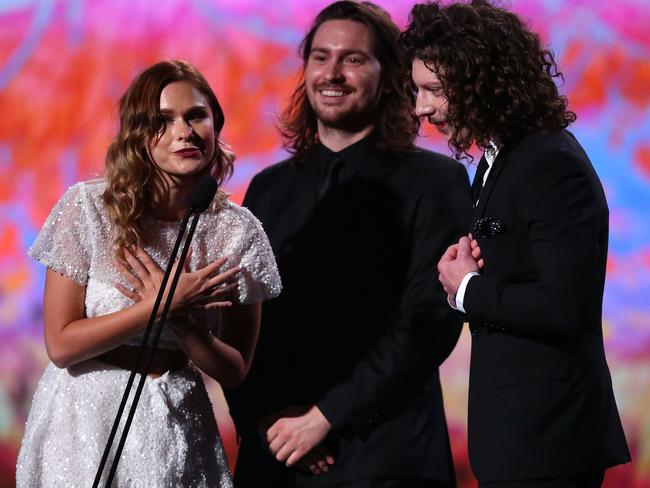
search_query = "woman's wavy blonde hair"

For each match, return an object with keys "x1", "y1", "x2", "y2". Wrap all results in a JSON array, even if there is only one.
[{"x1": 103, "y1": 60, "x2": 234, "y2": 252}]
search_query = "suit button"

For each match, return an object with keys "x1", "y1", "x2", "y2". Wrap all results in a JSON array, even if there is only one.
[{"x1": 469, "y1": 323, "x2": 478, "y2": 337}]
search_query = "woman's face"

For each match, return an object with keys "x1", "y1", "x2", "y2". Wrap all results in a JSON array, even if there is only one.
[{"x1": 149, "y1": 80, "x2": 216, "y2": 183}]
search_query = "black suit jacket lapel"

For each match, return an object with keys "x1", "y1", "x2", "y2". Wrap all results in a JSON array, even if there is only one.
[
  {"x1": 472, "y1": 156, "x2": 489, "y2": 204},
  {"x1": 472, "y1": 151, "x2": 509, "y2": 220}
]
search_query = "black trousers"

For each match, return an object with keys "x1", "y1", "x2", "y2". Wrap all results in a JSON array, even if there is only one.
[
  {"x1": 234, "y1": 437, "x2": 453, "y2": 488},
  {"x1": 478, "y1": 470, "x2": 605, "y2": 488},
  {"x1": 233, "y1": 437, "x2": 293, "y2": 487},
  {"x1": 329, "y1": 479, "x2": 450, "y2": 487}
]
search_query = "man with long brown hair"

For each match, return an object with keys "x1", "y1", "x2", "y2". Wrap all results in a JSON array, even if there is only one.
[
  {"x1": 225, "y1": 1, "x2": 471, "y2": 487},
  {"x1": 401, "y1": 1, "x2": 631, "y2": 486}
]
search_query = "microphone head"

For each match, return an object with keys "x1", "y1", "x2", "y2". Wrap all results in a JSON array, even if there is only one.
[{"x1": 188, "y1": 175, "x2": 218, "y2": 213}]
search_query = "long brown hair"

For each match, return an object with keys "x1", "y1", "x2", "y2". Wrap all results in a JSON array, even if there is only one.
[
  {"x1": 400, "y1": 0, "x2": 576, "y2": 160},
  {"x1": 103, "y1": 60, "x2": 234, "y2": 251},
  {"x1": 280, "y1": 1, "x2": 417, "y2": 161}
]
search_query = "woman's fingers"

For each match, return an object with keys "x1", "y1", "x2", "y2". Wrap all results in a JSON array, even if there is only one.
[
  {"x1": 133, "y1": 246, "x2": 162, "y2": 273},
  {"x1": 200, "y1": 256, "x2": 229, "y2": 278},
  {"x1": 171, "y1": 248, "x2": 194, "y2": 276},
  {"x1": 207, "y1": 282, "x2": 239, "y2": 299},
  {"x1": 206, "y1": 265, "x2": 241, "y2": 289},
  {"x1": 123, "y1": 247, "x2": 151, "y2": 280},
  {"x1": 116, "y1": 260, "x2": 145, "y2": 291},
  {"x1": 203, "y1": 300, "x2": 233, "y2": 310},
  {"x1": 182, "y1": 248, "x2": 193, "y2": 272},
  {"x1": 167, "y1": 255, "x2": 241, "y2": 311},
  {"x1": 182, "y1": 283, "x2": 238, "y2": 311},
  {"x1": 189, "y1": 297, "x2": 233, "y2": 310},
  {"x1": 114, "y1": 282, "x2": 142, "y2": 302}
]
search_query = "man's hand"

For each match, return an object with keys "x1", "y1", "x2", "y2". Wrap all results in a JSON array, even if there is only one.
[
  {"x1": 265, "y1": 405, "x2": 334, "y2": 470},
  {"x1": 470, "y1": 233, "x2": 484, "y2": 269},
  {"x1": 438, "y1": 235, "x2": 481, "y2": 297},
  {"x1": 294, "y1": 444, "x2": 335, "y2": 475}
]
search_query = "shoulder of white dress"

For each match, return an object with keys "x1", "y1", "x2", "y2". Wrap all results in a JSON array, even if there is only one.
[
  {"x1": 76, "y1": 177, "x2": 106, "y2": 190},
  {"x1": 72, "y1": 178, "x2": 106, "y2": 201},
  {"x1": 78, "y1": 178, "x2": 108, "y2": 208},
  {"x1": 220, "y1": 198, "x2": 263, "y2": 230},
  {"x1": 53, "y1": 178, "x2": 103, "y2": 208}
]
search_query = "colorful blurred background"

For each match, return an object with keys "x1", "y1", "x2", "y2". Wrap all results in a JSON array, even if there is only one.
[{"x1": 0, "y1": 0, "x2": 648, "y2": 486}]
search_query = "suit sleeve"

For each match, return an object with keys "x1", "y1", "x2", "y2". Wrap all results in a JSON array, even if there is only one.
[
  {"x1": 463, "y1": 149, "x2": 607, "y2": 339},
  {"x1": 316, "y1": 162, "x2": 472, "y2": 432},
  {"x1": 242, "y1": 172, "x2": 262, "y2": 211}
]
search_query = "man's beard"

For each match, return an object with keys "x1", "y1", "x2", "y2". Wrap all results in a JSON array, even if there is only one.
[{"x1": 312, "y1": 104, "x2": 378, "y2": 133}]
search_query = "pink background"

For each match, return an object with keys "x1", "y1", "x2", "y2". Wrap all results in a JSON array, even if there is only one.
[{"x1": 0, "y1": 1, "x2": 649, "y2": 486}]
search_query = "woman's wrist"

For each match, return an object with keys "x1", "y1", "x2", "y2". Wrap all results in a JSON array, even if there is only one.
[{"x1": 171, "y1": 312, "x2": 212, "y2": 341}]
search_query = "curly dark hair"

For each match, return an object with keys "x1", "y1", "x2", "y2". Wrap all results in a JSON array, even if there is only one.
[
  {"x1": 280, "y1": 1, "x2": 417, "y2": 160},
  {"x1": 400, "y1": 0, "x2": 576, "y2": 159}
]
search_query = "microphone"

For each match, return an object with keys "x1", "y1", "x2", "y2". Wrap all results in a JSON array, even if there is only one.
[
  {"x1": 188, "y1": 174, "x2": 218, "y2": 213},
  {"x1": 94, "y1": 174, "x2": 219, "y2": 488}
]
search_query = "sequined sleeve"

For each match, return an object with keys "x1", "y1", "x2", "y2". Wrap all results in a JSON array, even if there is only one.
[
  {"x1": 236, "y1": 208, "x2": 282, "y2": 304},
  {"x1": 29, "y1": 183, "x2": 92, "y2": 285}
]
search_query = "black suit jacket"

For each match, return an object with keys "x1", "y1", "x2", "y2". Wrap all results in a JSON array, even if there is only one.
[
  {"x1": 463, "y1": 130, "x2": 630, "y2": 482},
  {"x1": 226, "y1": 136, "x2": 472, "y2": 486}
]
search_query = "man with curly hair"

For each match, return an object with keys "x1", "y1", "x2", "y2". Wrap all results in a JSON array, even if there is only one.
[
  {"x1": 225, "y1": 1, "x2": 472, "y2": 487},
  {"x1": 401, "y1": 1, "x2": 630, "y2": 486}
]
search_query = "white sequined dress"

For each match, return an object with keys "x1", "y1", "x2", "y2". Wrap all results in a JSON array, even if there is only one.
[{"x1": 16, "y1": 179, "x2": 281, "y2": 487}]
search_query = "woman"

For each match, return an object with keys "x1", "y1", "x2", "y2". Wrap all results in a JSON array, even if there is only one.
[{"x1": 16, "y1": 60, "x2": 281, "y2": 487}]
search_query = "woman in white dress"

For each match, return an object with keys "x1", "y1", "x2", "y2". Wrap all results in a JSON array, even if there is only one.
[{"x1": 16, "y1": 60, "x2": 281, "y2": 487}]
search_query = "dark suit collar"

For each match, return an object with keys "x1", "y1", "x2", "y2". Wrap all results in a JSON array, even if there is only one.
[
  {"x1": 317, "y1": 131, "x2": 388, "y2": 180},
  {"x1": 473, "y1": 145, "x2": 510, "y2": 217},
  {"x1": 473, "y1": 132, "x2": 532, "y2": 218},
  {"x1": 472, "y1": 155, "x2": 489, "y2": 203}
]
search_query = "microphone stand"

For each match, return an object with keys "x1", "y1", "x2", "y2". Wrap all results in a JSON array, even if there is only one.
[{"x1": 92, "y1": 208, "x2": 202, "y2": 488}]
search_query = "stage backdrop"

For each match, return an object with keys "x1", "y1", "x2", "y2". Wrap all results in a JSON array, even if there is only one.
[{"x1": 0, "y1": 1, "x2": 648, "y2": 486}]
